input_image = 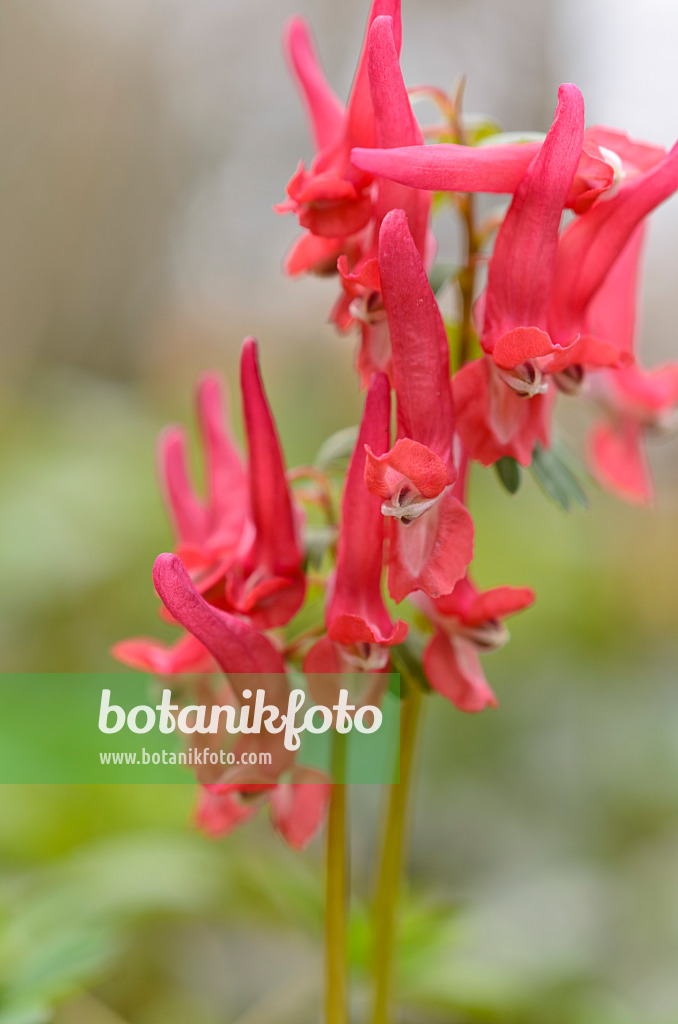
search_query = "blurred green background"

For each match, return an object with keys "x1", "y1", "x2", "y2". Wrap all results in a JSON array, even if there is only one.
[{"x1": 1, "y1": 0, "x2": 678, "y2": 1022}]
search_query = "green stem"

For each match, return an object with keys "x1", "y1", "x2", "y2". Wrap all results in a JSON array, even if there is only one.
[
  {"x1": 325, "y1": 731, "x2": 349, "y2": 1024},
  {"x1": 370, "y1": 685, "x2": 423, "y2": 1024},
  {"x1": 458, "y1": 191, "x2": 477, "y2": 369}
]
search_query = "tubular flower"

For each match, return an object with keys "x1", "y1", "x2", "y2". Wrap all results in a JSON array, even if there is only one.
[
  {"x1": 159, "y1": 372, "x2": 248, "y2": 588},
  {"x1": 220, "y1": 338, "x2": 306, "y2": 630},
  {"x1": 415, "y1": 577, "x2": 535, "y2": 712},
  {"x1": 332, "y1": 14, "x2": 433, "y2": 382},
  {"x1": 365, "y1": 209, "x2": 474, "y2": 600},
  {"x1": 453, "y1": 85, "x2": 627, "y2": 466},
  {"x1": 114, "y1": 339, "x2": 305, "y2": 676},
  {"x1": 305, "y1": 371, "x2": 408, "y2": 675},
  {"x1": 351, "y1": 125, "x2": 665, "y2": 215},
  {"x1": 280, "y1": 9, "x2": 432, "y2": 382},
  {"x1": 276, "y1": 0, "x2": 402, "y2": 261}
]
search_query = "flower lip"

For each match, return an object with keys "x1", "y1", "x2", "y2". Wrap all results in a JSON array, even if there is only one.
[
  {"x1": 381, "y1": 482, "x2": 444, "y2": 524},
  {"x1": 457, "y1": 619, "x2": 510, "y2": 652},
  {"x1": 498, "y1": 361, "x2": 549, "y2": 398},
  {"x1": 348, "y1": 290, "x2": 387, "y2": 325},
  {"x1": 554, "y1": 363, "x2": 585, "y2": 395},
  {"x1": 340, "y1": 641, "x2": 390, "y2": 671}
]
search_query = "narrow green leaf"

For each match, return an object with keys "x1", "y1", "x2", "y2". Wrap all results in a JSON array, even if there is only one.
[
  {"x1": 314, "y1": 425, "x2": 358, "y2": 471},
  {"x1": 494, "y1": 456, "x2": 522, "y2": 495},
  {"x1": 390, "y1": 636, "x2": 431, "y2": 695},
  {"x1": 530, "y1": 442, "x2": 588, "y2": 512},
  {"x1": 428, "y1": 262, "x2": 461, "y2": 295}
]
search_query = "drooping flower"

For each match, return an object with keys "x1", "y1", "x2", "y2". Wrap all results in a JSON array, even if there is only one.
[
  {"x1": 415, "y1": 577, "x2": 535, "y2": 712},
  {"x1": 364, "y1": 209, "x2": 474, "y2": 600},
  {"x1": 153, "y1": 552, "x2": 331, "y2": 848},
  {"x1": 305, "y1": 371, "x2": 407, "y2": 675}
]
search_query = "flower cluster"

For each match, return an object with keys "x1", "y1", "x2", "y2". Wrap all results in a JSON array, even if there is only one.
[{"x1": 116, "y1": 0, "x2": 678, "y2": 846}]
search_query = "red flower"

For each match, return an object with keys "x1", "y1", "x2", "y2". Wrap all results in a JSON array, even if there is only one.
[
  {"x1": 197, "y1": 772, "x2": 331, "y2": 849},
  {"x1": 305, "y1": 372, "x2": 407, "y2": 674},
  {"x1": 364, "y1": 209, "x2": 474, "y2": 600},
  {"x1": 220, "y1": 339, "x2": 305, "y2": 630},
  {"x1": 351, "y1": 124, "x2": 664, "y2": 214},
  {"x1": 113, "y1": 339, "x2": 305, "y2": 674},
  {"x1": 276, "y1": 1, "x2": 402, "y2": 255},
  {"x1": 279, "y1": 8, "x2": 433, "y2": 383},
  {"x1": 415, "y1": 577, "x2": 535, "y2": 712},
  {"x1": 582, "y1": 227, "x2": 678, "y2": 503},
  {"x1": 153, "y1": 553, "x2": 330, "y2": 848}
]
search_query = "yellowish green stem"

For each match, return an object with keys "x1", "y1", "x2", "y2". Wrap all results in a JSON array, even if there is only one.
[
  {"x1": 325, "y1": 731, "x2": 349, "y2": 1024},
  {"x1": 370, "y1": 685, "x2": 423, "y2": 1024}
]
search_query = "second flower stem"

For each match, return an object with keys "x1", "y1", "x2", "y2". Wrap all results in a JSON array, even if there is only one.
[
  {"x1": 325, "y1": 731, "x2": 349, "y2": 1024},
  {"x1": 370, "y1": 684, "x2": 423, "y2": 1024}
]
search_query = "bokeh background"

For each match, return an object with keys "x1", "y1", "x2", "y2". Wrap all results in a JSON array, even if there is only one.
[{"x1": 1, "y1": 1, "x2": 678, "y2": 1022}]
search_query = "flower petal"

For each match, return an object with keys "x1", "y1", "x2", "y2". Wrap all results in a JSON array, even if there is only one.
[
  {"x1": 240, "y1": 338, "x2": 304, "y2": 579},
  {"x1": 550, "y1": 139, "x2": 678, "y2": 341},
  {"x1": 424, "y1": 632, "x2": 497, "y2": 712},
  {"x1": 588, "y1": 419, "x2": 653, "y2": 505},
  {"x1": 284, "y1": 17, "x2": 345, "y2": 152},
  {"x1": 351, "y1": 140, "x2": 540, "y2": 192},
  {"x1": 158, "y1": 427, "x2": 208, "y2": 548},
  {"x1": 153, "y1": 553, "x2": 285, "y2": 677},
  {"x1": 270, "y1": 770, "x2": 332, "y2": 849},
  {"x1": 483, "y1": 84, "x2": 585, "y2": 350},
  {"x1": 378, "y1": 209, "x2": 455, "y2": 457},
  {"x1": 329, "y1": 372, "x2": 407, "y2": 644},
  {"x1": 387, "y1": 490, "x2": 474, "y2": 601}
]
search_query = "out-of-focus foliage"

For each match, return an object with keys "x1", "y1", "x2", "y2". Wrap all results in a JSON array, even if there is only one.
[
  {"x1": 2, "y1": 374, "x2": 678, "y2": 1022},
  {"x1": 2, "y1": 0, "x2": 678, "y2": 1020}
]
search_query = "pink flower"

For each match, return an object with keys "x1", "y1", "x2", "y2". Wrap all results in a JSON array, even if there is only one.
[
  {"x1": 365, "y1": 209, "x2": 474, "y2": 600},
  {"x1": 351, "y1": 124, "x2": 664, "y2": 215},
  {"x1": 305, "y1": 372, "x2": 407, "y2": 674},
  {"x1": 416, "y1": 577, "x2": 535, "y2": 712}
]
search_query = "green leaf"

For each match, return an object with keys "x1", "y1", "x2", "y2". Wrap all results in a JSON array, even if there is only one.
[
  {"x1": 477, "y1": 129, "x2": 546, "y2": 147},
  {"x1": 530, "y1": 442, "x2": 588, "y2": 512},
  {"x1": 314, "y1": 425, "x2": 358, "y2": 471},
  {"x1": 494, "y1": 456, "x2": 522, "y2": 495},
  {"x1": 303, "y1": 524, "x2": 336, "y2": 571},
  {"x1": 390, "y1": 636, "x2": 431, "y2": 695},
  {"x1": 428, "y1": 262, "x2": 461, "y2": 295}
]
